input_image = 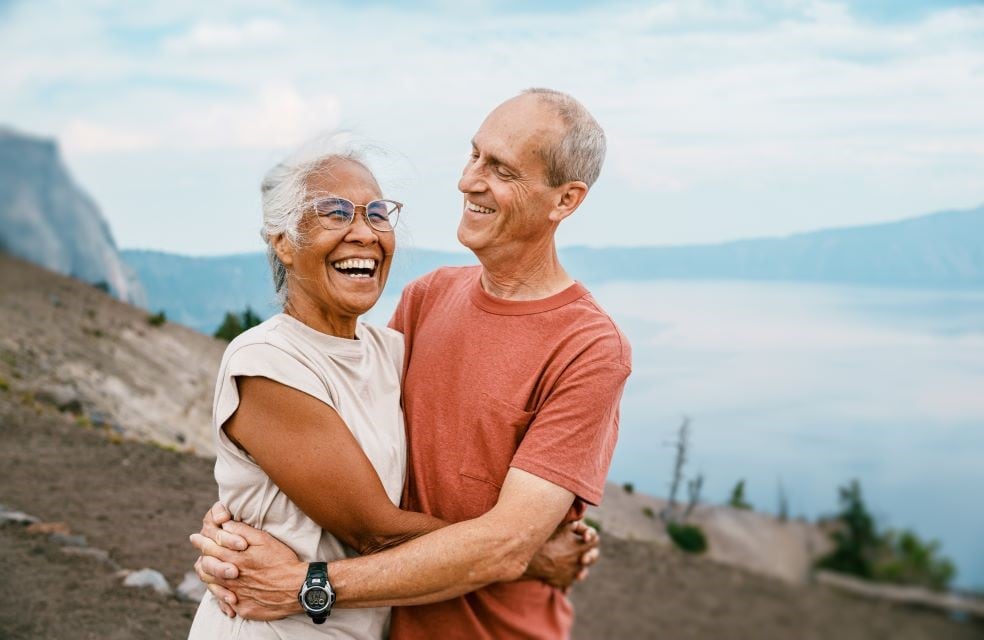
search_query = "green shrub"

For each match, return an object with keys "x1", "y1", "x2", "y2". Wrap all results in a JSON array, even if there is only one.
[
  {"x1": 0, "y1": 377, "x2": 9, "y2": 391},
  {"x1": 623, "y1": 482, "x2": 635, "y2": 494},
  {"x1": 667, "y1": 521, "x2": 707, "y2": 554},
  {"x1": 147, "y1": 311, "x2": 167, "y2": 326},
  {"x1": 214, "y1": 306, "x2": 263, "y2": 342},
  {"x1": 816, "y1": 480, "x2": 955, "y2": 591},
  {"x1": 92, "y1": 281, "x2": 110, "y2": 294},
  {"x1": 642, "y1": 506, "x2": 655, "y2": 519},
  {"x1": 583, "y1": 517, "x2": 603, "y2": 534},
  {"x1": 728, "y1": 479, "x2": 753, "y2": 510},
  {"x1": 873, "y1": 529, "x2": 956, "y2": 591}
]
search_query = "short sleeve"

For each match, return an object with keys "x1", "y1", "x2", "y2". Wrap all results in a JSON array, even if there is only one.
[
  {"x1": 509, "y1": 356, "x2": 631, "y2": 507},
  {"x1": 213, "y1": 342, "x2": 335, "y2": 433},
  {"x1": 388, "y1": 274, "x2": 432, "y2": 334}
]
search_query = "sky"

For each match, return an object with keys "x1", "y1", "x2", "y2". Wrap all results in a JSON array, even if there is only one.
[{"x1": 2, "y1": 0, "x2": 983, "y2": 256}]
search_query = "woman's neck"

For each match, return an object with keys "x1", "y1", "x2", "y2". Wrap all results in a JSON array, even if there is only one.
[{"x1": 283, "y1": 296, "x2": 358, "y2": 339}]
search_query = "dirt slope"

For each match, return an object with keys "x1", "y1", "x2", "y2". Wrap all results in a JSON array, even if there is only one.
[
  {"x1": 0, "y1": 252, "x2": 223, "y2": 454},
  {"x1": 1, "y1": 253, "x2": 981, "y2": 639}
]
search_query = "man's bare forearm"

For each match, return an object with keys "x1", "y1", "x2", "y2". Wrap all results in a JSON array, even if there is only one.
[{"x1": 330, "y1": 510, "x2": 533, "y2": 608}]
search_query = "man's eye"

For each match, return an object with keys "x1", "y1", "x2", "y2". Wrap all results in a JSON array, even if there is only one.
[{"x1": 493, "y1": 165, "x2": 512, "y2": 178}]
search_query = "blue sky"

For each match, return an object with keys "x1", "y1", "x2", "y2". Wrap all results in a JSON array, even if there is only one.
[{"x1": 2, "y1": 0, "x2": 983, "y2": 255}]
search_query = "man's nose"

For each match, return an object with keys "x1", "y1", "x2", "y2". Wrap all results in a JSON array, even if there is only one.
[{"x1": 458, "y1": 160, "x2": 483, "y2": 194}]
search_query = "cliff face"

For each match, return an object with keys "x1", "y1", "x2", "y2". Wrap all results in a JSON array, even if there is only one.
[{"x1": 0, "y1": 127, "x2": 145, "y2": 305}]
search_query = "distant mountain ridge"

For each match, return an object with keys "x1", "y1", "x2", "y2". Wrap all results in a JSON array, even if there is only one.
[
  {"x1": 123, "y1": 204, "x2": 984, "y2": 333},
  {"x1": 561, "y1": 205, "x2": 984, "y2": 287},
  {"x1": 0, "y1": 128, "x2": 144, "y2": 304}
]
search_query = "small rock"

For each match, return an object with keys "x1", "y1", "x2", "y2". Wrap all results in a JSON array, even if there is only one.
[
  {"x1": 61, "y1": 546, "x2": 119, "y2": 570},
  {"x1": 123, "y1": 568, "x2": 172, "y2": 596},
  {"x1": 34, "y1": 384, "x2": 82, "y2": 413},
  {"x1": 26, "y1": 521, "x2": 71, "y2": 535},
  {"x1": 176, "y1": 571, "x2": 207, "y2": 603},
  {"x1": 0, "y1": 509, "x2": 40, "y2": 526},
  {"x1": 89, "y1": 410, "x2": 111, "y2": 427},
  {"x1": 50, "y1": 532, "x2": 87, "y2": 547}
]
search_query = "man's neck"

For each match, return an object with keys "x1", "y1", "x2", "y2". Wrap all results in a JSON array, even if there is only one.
[{"x1": 476, "y1": 240, "x2": 574, "y2": 301}]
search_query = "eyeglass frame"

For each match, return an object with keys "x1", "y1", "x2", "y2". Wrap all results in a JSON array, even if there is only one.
[{"x1": 308, "y1": 195, "x2": 403, "y2": 233}]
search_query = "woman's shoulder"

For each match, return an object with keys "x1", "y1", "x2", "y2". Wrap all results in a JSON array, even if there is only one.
[
  {"x1": 219, "y1": 315, "x2": 298, "y2": 366},
  {"x1": 358, "y1": 322, "x2": 404, "y2": 354},
  {"x1": 226, "y1": 314, "x2": 286, "y2": 346}
]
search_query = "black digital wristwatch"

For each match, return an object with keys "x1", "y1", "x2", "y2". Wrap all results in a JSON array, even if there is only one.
[{"x1": 298, "y1": 562, "x2": 335, "y2": 624}]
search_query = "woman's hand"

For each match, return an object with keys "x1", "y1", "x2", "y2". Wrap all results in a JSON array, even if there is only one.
[
  {"x1": 524, "y1": 519, "x2": 600, "y2": 591},
  {"x1": 191, "y1": 502, "x2": 246, "y2": 617}
]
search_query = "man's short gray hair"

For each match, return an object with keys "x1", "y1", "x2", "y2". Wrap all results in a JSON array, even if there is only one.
[
  {"x1": 522, "y1": 88, "x2": 606, "y2": 188},
  {"x1": 259, "y1": 134, "x2": 376, "y2": 306}
]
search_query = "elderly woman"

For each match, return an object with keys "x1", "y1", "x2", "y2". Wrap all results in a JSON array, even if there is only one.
[{"x1": 188, "y1": 141, "x2": 591, "y2": 639}]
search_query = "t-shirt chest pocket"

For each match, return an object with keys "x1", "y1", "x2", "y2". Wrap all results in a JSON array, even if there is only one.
[{"x1": 458, "y1": 393, "x2": 535, "y2": 514}]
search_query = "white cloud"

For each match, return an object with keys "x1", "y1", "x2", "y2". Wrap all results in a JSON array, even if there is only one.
[
  {"x1": 1, "y1": 0, "x2": 983, "y2": 252},
  {"x1": 59, "y1": 86, "x2": 341, "y2": 153},
  {"x1": 163, "y1": 18, "x2": 286, "y2": 53},
  {"x1": 62, "y1": 120, "x2": 159, "y2": 154}
]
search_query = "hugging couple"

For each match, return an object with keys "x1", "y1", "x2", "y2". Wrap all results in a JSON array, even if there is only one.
[{"x1": 187, "y1": 88, "x2": 631, "y2": 640}]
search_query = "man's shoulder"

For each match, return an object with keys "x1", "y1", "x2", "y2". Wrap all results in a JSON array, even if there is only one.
[
  {"x1": 566, "y1": 288, "x2": 632, "y2": 369},
  {"x1": 403, "y1": 264, "x2": 480, "y2": 299}
]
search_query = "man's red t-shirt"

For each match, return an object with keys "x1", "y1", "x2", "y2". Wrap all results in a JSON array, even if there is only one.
[{"x1": 388, "y1": 266, "x2": 631, "y2": 639}]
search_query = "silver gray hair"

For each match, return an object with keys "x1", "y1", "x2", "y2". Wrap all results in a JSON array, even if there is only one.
[
  {"x1": 259, "y1": 134, "x2": 377, "y2": 306},
  {"x1": 521, "y1": 88, "x2": 606, "y2": 188}
]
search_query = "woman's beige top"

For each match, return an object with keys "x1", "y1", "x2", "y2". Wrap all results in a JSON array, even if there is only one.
[{"x1": 188, "y1": 313, "x2": 406, "y2": 640}]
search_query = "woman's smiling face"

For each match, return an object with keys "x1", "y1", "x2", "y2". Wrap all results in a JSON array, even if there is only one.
[{"x1": 276, "y1": 158, "x2": 396, "y2": 336}]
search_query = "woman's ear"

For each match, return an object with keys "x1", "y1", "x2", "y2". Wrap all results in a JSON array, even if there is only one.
[{"x1": 272, "y1": 233, "x2": 294, "y2": 267}]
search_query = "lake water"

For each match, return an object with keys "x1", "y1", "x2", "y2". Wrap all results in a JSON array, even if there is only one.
[{"x1": 367, "y1": 280, "x2": 984, "y2": 591}]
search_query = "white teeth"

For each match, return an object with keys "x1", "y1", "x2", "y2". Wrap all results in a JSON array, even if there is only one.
[
  {"x1": 466, "y1": 200, "x2": 495, "y2": 214},
  {"x1": 332, "y1": 258, "x2": 377, "y2": 271}
]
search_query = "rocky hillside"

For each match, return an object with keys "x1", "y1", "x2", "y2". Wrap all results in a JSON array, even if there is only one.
[
  {"x1": 1, "y1": 252, "x2": 982, "y2": 638},
  {"x1": 0, "y1": 252, "x2": 221, "y2": 454},
  {"x1": 0, "y1": 127, "x2": 144, "y2": 305}
]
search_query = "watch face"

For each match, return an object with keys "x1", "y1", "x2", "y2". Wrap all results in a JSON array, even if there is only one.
[{"x1": 305, "y1": 588, "x2": 329, "y2": 609}]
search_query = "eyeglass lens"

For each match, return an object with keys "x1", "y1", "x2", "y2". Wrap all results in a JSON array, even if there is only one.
[{"x1": 313, "y1": 197, "x2": 399, "y2": 231}]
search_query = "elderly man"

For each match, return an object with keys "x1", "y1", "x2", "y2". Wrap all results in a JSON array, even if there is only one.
[{"x1": 193, "y1": 88, "x2": 631, "y2": 639}]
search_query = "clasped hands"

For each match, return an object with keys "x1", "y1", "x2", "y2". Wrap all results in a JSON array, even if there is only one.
[{"x1": 190, "y1": 502, "x2": 601, "y2": 619}]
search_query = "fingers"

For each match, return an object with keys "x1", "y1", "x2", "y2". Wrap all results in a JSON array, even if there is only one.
[
  {"x1": 198, "y1": 553, "x2": 241, "y2": 581},
  {"x1": 214, "y1": 526, "x2": 248, "y2": 551},
  {"x1": 206, "y1": 583, "x2": 238, "y2": 617},
  {"x1": 190, "y1": 534, "x2": 242, "y2": 572},
  {"x1": 568, "y1": 519, "x2": 588, "y2": 535},
  {"x1": 581, "y1": 524, "x2": 599, "y2": 546},
  {"x1": 221, "y1": 520, "x2": 271, "y2": 547},
  {"x1": 580, "y1": 547, "x2": 600, "y2": 567},
  {"x1": 210, "y1": 501, "x2": 234, "y2": 525}
]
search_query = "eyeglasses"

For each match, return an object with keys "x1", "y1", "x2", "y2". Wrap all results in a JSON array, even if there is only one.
[{"x1": 311, "y1": 197, "x2": 402, "y2": 232}]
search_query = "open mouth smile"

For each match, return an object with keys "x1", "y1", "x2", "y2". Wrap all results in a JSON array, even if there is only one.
[
  {"x1": 331, "y1": 258, "x2": 378, "y2": 279},
  {"x1": 466, "y1": 200, "x2": 496, "y2": 215}
]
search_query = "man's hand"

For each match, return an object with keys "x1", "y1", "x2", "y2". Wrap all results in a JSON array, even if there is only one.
[
  {"x1": 190, "y1": 503, "x2": 307, "y2": 621},
  {"x1": 525, "y1": 519, "x2": 600, "y2": 591}
]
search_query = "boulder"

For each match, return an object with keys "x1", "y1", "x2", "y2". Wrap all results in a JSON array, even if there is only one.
[
  {"x1": 176, "y1": 571, "x2": 207, "y2": 603},
  {"x1": 122, "y1": 568, "x2": 172, "y2": 596}
]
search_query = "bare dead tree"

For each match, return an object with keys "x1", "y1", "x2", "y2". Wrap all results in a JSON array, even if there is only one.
[
  {"x1": 684, "y1": 472, "x2": 704, "y2": 519},
  {"x1": 661, "y1": 416, "x2": 691, "y2": 523}
]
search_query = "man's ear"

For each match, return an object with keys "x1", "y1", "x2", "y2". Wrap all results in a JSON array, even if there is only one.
[
  {"x1": 548, "y1": 181, "x2": 589, "y2": 223},
  {"x1": 272, "y1": 233, "x2": 294, "y2": 267}
]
